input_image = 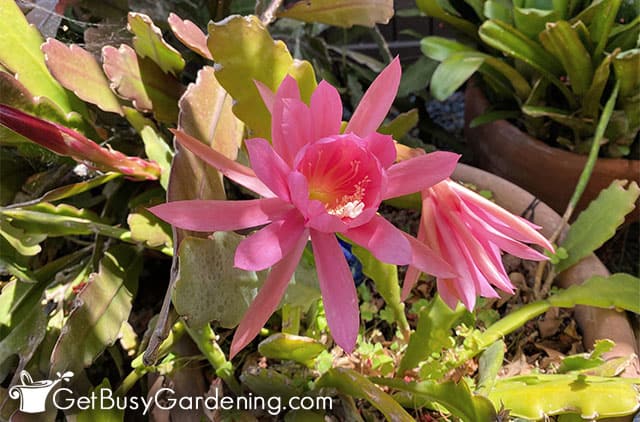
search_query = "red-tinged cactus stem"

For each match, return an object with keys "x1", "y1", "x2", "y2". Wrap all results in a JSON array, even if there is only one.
[{"x1": 0, "y1": 104, "x2": 160, "y2": 180}]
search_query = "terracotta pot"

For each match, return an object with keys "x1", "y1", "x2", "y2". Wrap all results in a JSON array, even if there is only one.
[
  {"x1": 452, "y1": 163, "x2": 639, "y2": 381},
  {"x1": 463, "y1": 81, "x2": 640, "y2": 220}
]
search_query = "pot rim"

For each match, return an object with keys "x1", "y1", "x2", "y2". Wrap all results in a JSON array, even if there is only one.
[{"x1": 465, "y1": 80, "x2": 640, "y2": 166}]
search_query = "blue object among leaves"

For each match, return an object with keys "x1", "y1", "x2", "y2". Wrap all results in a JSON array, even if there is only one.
[{"x1": 338, "y1": 237, "x2": 365, "y2": 286}]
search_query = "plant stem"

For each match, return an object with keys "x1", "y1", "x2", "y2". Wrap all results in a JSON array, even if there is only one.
[
  {"x1": 370, "y1": 25, "x2": 393, "y2": 64},
  {"x1": 143, "y1": 254, "x2": 179, "y2": 365},
  {"x1": 185, "y1": 323, "x2": 241, "y2": 394},
  {"x1": 533, "y1": 81, "x2": 620, "y2": 299},
  {"x1": 116, "y1": 320, "x2": 186, "y2": 396},
  {"x1": 259, "y1": 0, "x2": 283, "y2": 25}
]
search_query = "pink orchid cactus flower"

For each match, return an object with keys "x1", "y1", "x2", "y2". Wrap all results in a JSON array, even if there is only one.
[
  {"x1": 403, "y1": 179, "x2": 555, "y2": 310},
  {"x1": 150, "y1": 57, "x2": 460, "y2": 357}
]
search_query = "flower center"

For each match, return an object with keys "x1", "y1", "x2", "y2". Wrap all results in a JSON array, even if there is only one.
[{"x1": 296, "y1": 136, "x2": 382, "y2": 222}]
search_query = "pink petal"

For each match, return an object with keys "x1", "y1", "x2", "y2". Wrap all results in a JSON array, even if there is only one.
[
  {"x1": 401, "y1": 202, "x2": 432, "y2": 298},
  {"x1": 404, "y1": 233, "x2": 457, "y2": 279},
  {"x1": 429, "y1": 218, "x2": 478, "y2": 309},
  {"x1": 235, "y1": 210, "x2": 307, "y2": 271},
  {"x1": 171, "y1": 129, "x2": 273, "y2": 198},
  {"x1": 345, "y1": 57, "x2": 401, "y2": 137},
  {"x1": 463, "y1": 203, "x2": 548, "y2": 261},
  {"x1": 255, "y1": 80, "x2": 275, "y2": 113},
  {"x1": 451, "y1": 182, "x2": 554, "y2": 252},
  {"x1": 310, "y1": 80, "x2": 342, "y2": 140},
  {"x1": 384, "y1": 152, "x2": 460, "y2": 199},
  {"x1": 344, "y1": 215, "x2": 411, "y2": 265},
  {"x1": 445, "y1": 211, "x2": 513, "y2": 293},
  {"x1": 310, "y1": 230, "x2": 359, "y2": 353},
  {"x1": 364, "y1": 133, "x2": 397, "y2": 169},
  {"x1": 437, "y1": 278, "x2": 462, "y2": 310},
  {"x1": 230, "y1": 233, "x2": 308, "y2": 358},
  {"x1": 448, "y1": 223, "x2": 500, "y2": 304},
  {"x1": 280, "y1": 98, "x2": 313, "y2": 162},
  {"x1": 148, "y1": 198, "x2": 291, "y2": 232},
  {"x1": 287, "y1": 171, "x2": 348, "y2": 233},
  {"x1": 272, "y1": 76, "x2": 302, "y2": 163},
  {"x1": 245, "y1": 138, "x2": 292, "y2": 201}
]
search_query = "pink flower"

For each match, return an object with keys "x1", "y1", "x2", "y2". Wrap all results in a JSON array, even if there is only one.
[
  {"x1": 0, "y1": 104, "x2": 160, "y2": 180},
  {"x1": 150, "y1": 58, "x2": 459, "y2": 356},
  {"x1": 403, "y1": 179, "x2": 555, "y2": 310}
]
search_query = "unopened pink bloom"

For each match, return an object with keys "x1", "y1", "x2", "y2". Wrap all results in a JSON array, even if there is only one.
[
  {"x1": 0, "y1": 104, "x2": 160, "y2": 180},
  {"x1": 403, "y1": 179, "x2": 555, "y2": 310},
  {"x1": 150, "y1": 58, "x2": 459, "y2": 356}
]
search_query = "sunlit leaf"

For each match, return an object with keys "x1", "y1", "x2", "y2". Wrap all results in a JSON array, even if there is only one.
[
  {"x1": 556, "y1": 180, "x2": 640, "y2": 273},
  {"x1": 207, "y1": 15, "x2": 317, "y2": 139},
  {"x1": 169, "y1": 65, "x2": 243, "y2": 244},
  {"x1": 399, "y1": 295, "x2": 468, "y2": 374},
  {"x1": 430, "y1": 53, "x2": 484, "y2": 100},
  {"x1": 0, "y1": 0, "x2": 77, "y2": 113},
  {"x1": 51, "y1": 245, "x2": 141, "y2": 374},
  {"x1": 316, "y1": 368, "x2": 414, "y2": 422},
  {"x1": 1, "y1": 202, "x2": 128, "y2": 239},
  {"x1": 173, "y1": 234, "x2": 260, "y2": 328},
  {"x1": 127, "y1": 211, "x2": 173, "y2": 251},
  {"x1": 277, "y1": 0, "x2": 394, "y2": 28},
  {"x1": 127, "y1": 12, "x2": 185, "y2": 76},
  {"x1": 488, "y1": 374, "x2": 640, "y2": 419},
  {"x1": 168, "y1": 12, "x2": 212, "y2": 60},
  {"x1": 102, "y1": 44, "x2": 182, "y2": 123},
  {"x1": 258, "y1": 333, "x2": 325, "y2": 366},
  {"x1": 124, "y1": 107, "x2": 173, "y2": 189},
  {"x1": 42, "y1": 39, "x2": 122, "y2": 115},
  {"x1": 374, "y1": 377, "x2": 497, "y2": 421},
  {"x1": 549, "y1": 273, "x2": 640, "y2": 313}
]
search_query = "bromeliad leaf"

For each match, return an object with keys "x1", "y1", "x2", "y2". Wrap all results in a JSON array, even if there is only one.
[
  {"x1": 539, "y1": 21, "x2": 593, "y2": 95},
  {"x1": 277, "y1": 0, "x2": 394, "y2": 28},
  {"x1": 50, "y1": 245, "x2": 141, "y2": 375},
  {"x1": 207, "y1": 15, "x2": 317, "y2": 139},
  {"x1": 42, "y1": 39, "x2": 123, "y2": 115},
  {"x1": 430, "y1": 53, "x2": 484, "y2": 100},
  {"x1": 173, "y1": 234, "x2": 261, "y2": 328},
  {"x1": 168, "y1": 13, "x2": 212, "y2": 60},
  {"x1": 416, "y1": 0, "x2": 478, "y2": 39},
  {"x1": 556, "y1": 180, "x2": 640, "y2": 273},
  {"x1": 127, "y1": 12, "x2": 185, "y2": 76}
]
